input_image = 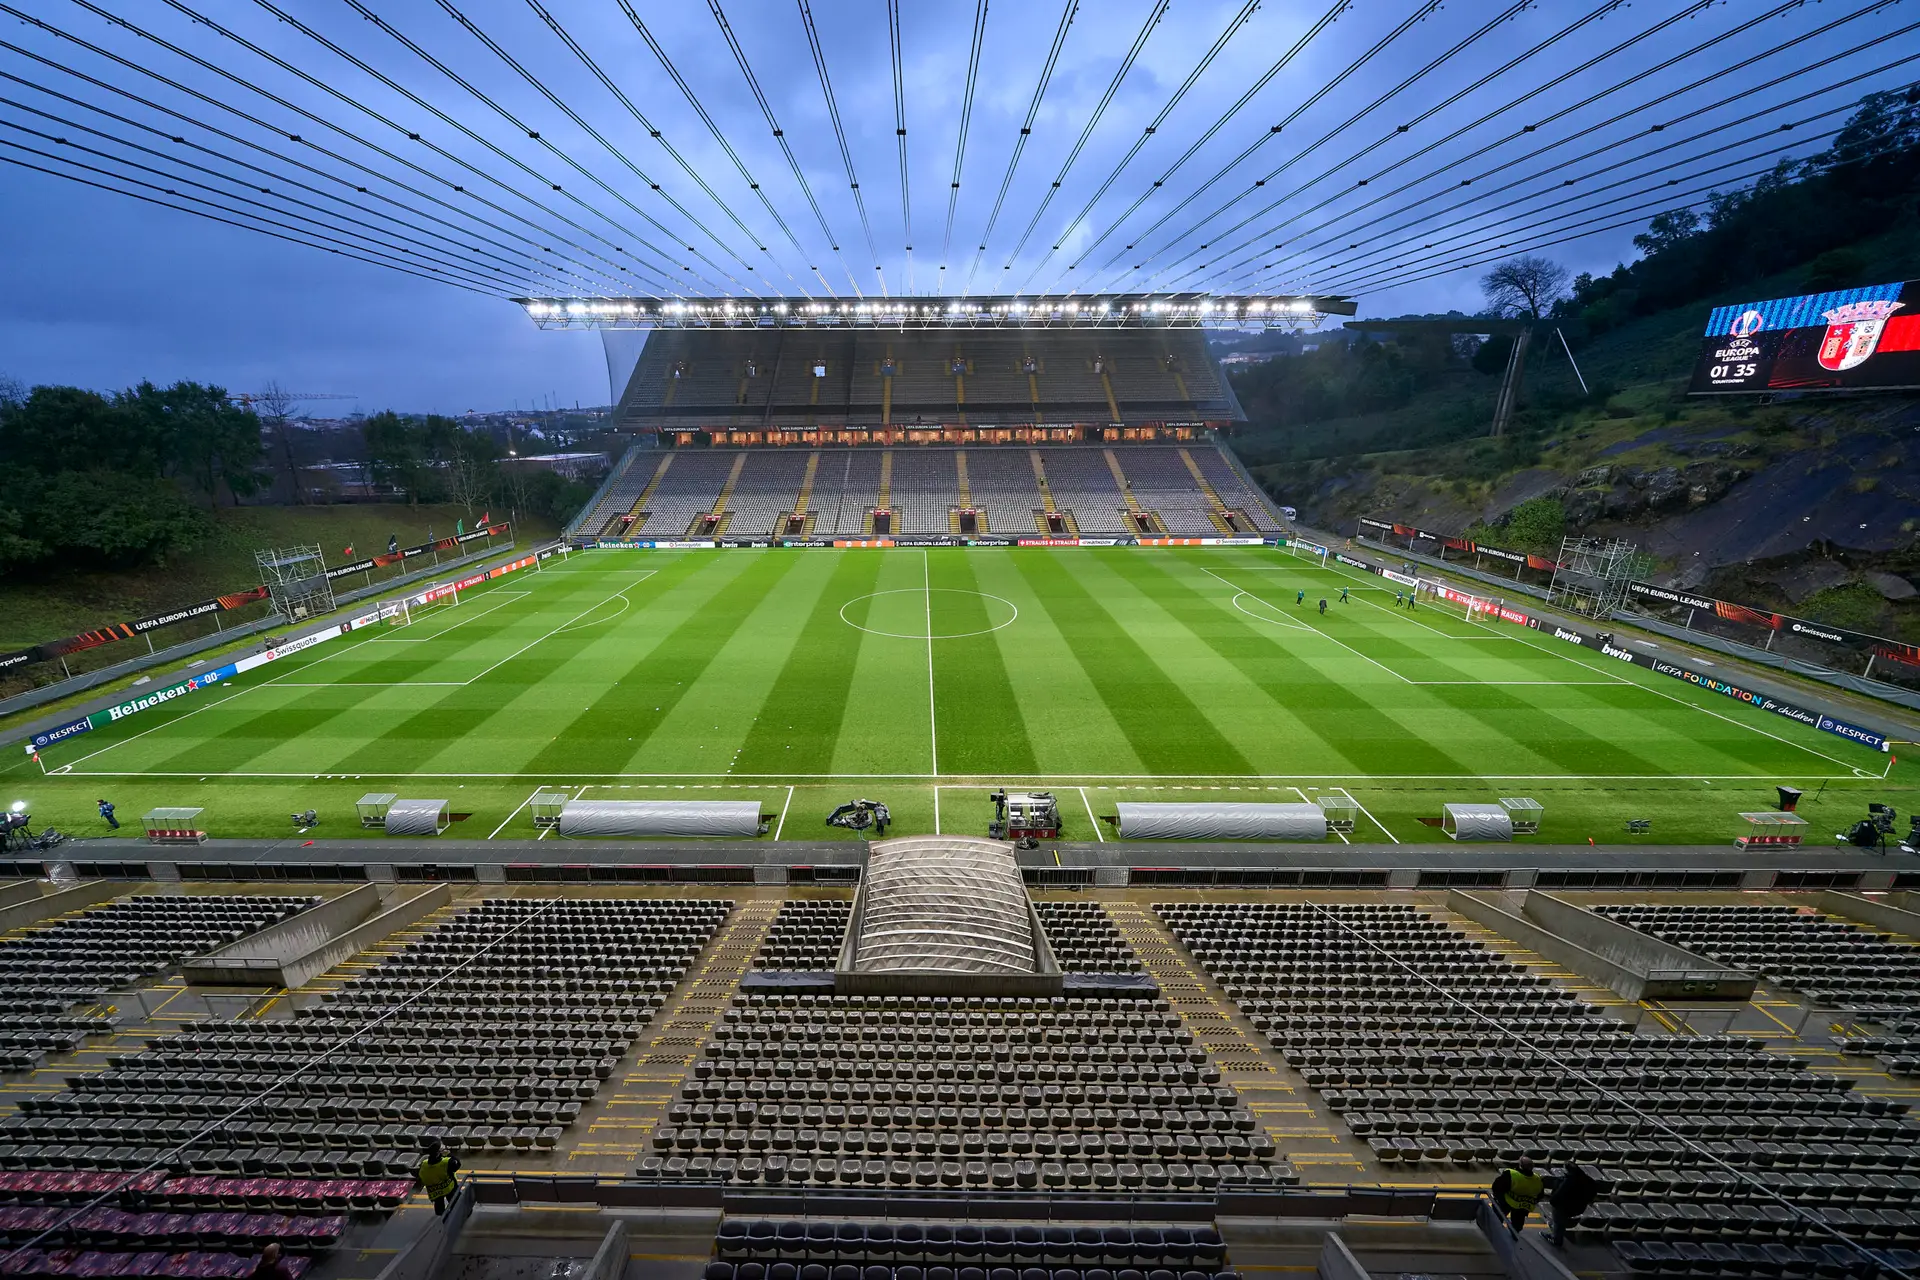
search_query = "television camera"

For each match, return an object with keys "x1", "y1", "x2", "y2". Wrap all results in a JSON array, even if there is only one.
[{"x1": 825, "y1": 799, "x2": 890, "y2": 836}]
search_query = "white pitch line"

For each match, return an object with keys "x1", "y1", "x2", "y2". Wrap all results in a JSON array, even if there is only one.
[
  {"x1": 1203, "y1": 565, "x2": 1413, "y2": 684},
  {"x1": 1291, "y1": 785, "x2": 1349, "y2": 844},
  {"x1": 773, "y1": 785, "x2": 795, "y2": 841},
  {"x1": 1079, "y1": 786, "x2": 1103, "y2": 843},
  {"x1": 538, "y1": 784, "x2": 589, "y2": 840},
  {"x1": 460, "y1": 574, "x2": 655, "y2": 686},
  {"x1": 46, "y1": 768, "x2": 1873, "y2": 782},
  {"x1": 924, "y1": 549, "x2": 938, "y2": 777},
  {"x1": 933, "y1": 784, "x2": 941, "y2": 834},
  {"x1": 1344, "y1": 789, "x2": 1400, "y2": 845},
  {"x1": 1310, "y1": 554, "x2": 1864, "y2": 769},
  {"x1": 377, "y1": 591, "x2": 530, "y2": 643},
  {"x1": 488, "y1": 787, "x2": 543, "y2": 839}
]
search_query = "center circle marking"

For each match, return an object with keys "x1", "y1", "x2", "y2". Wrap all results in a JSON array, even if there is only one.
[{"x1": 840, "y1": 588, "x2": 1020, "y2": 640}]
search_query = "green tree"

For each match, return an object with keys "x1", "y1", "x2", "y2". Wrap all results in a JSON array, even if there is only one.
[
  {"x1": 121, "y1": 380, "x2": 264, "y2": 507},
  {"x1": 1501, "y1": 497, "x2": 1566, "y2": 554},
  {"x1": 362, "y1": 411, "x2": 427, "y2": 502}
]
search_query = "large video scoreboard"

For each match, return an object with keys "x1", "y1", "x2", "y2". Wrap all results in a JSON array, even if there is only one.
[{"x1": 1689, "y1": 278, "x2": 1920, "y2": 394}]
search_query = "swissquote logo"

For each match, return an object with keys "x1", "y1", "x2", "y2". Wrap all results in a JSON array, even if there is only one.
[
  {"x1": 1818, "y1": 299, "x2": 1903, "y2": 372},
  {"x1": 1790, "y1": 620, "x2": 1846, "y2": 643}
]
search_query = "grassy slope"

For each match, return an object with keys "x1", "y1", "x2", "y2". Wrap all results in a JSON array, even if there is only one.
[
  {"x1": 4, "y1": 547, "x2": 1904, "y2": 845},
  {"x1": 0, "y1": 503, "x2": 561, "y2": 650},
  {"x1": 1235, "y1": 220, "x2": 1920, "y2": 517}
]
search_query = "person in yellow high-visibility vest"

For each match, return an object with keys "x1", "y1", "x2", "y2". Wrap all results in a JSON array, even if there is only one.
[
  {"x1": 1491, "y1": 1155, "x2": 1544, "y2": 1238},
  {"x1": 416, "y1": 1138, "x2": 461, "y2": 1215}
]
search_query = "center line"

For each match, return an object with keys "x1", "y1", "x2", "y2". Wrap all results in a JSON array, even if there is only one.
[{"x1": 925, "y1": 549, "x2": 938, "y2": 777}]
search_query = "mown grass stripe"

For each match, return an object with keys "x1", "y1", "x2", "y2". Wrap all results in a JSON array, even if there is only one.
[
  {"x1": 1010, "y1": 551, "x2": 1254, "y2": 777},
  {"x1": 928, "y1": 550, "x2": 1038, "y2": 777},
  {"x1": 732, "y1": 552, "x2": 891, "y2": 774}
]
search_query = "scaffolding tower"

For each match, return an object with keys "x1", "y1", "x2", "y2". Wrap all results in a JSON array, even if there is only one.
[
  {"x1": 255, "y1": 545, "x2": 336, "y2": 623},
  {"x1": 1546, "y1": 536, "x2": 1649, "y2": 619}
]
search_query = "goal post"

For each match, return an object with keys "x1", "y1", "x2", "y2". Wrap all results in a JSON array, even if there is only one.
[{"x1": 1288, "y1": 537, "x2": 1330, "y2": 566}]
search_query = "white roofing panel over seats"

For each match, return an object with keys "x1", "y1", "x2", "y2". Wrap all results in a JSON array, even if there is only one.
[{"x1": 855, "y1": 836, "x2": 1035, "y2": 974}]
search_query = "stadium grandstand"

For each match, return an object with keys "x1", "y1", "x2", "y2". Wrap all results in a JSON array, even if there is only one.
[{"x1": 563, "y1": 294, "x2": 1297, "y2": 543}]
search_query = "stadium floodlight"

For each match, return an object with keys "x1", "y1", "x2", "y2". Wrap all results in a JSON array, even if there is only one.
[{"x1": 515, "y1": 292, "x2": 1354, "y2": 330}]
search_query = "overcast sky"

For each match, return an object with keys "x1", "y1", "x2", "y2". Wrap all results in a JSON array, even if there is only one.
[{"x1": 2, "y1": 0, "x2": 1913, "y2": 412}]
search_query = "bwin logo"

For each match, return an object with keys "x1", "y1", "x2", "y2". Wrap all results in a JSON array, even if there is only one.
[
  {"x1": 1553, "y1": 627, "x2": 1584, "y2": 644},
  {"x1": 1601, "y1": 643, "x2": 1634, "y2": 661}
]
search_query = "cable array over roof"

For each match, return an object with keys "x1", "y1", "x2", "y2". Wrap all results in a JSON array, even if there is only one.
[{"x1": 2, "y1": 0, "x2": 1911, "y2": 308}]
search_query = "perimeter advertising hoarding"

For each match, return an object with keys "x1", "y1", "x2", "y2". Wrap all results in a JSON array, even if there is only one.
[{"x1": 1690, "y1": 279, "x2": 1920, "y2": 393}]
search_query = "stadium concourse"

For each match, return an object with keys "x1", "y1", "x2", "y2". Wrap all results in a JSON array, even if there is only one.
[{"x1": 5, "y1": 868, "x2": 1920, "y2": 1280}]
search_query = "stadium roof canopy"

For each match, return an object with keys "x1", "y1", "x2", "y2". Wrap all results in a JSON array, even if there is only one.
[{"x1": 519, "y1": 293, "x2": 1354, "y2": 331}]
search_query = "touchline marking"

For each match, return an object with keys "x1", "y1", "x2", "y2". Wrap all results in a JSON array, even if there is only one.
[
  {"x1": 488, "y1": 787, "x2": 543, "y2": 839},
  {"x1": 1206, "y1": 566, "x2": 1413, "y2": 684},
  {"x1": 1080, "y1": 786, "x2": 1103, "y2": 843},
  {"x1": 1345, "y1": 790, "x2": 1399, "y2": 845},
  {"x1": 773, "y1": 785, "x2": 795, "y2": 841},
  {"x1": 925, "y1": 549, "x2": 938, "y2": 777},
  {"x1": 1292, "y1": 785, "x2": 1350, "y2": 844},
  {"x1": 47, "y1": 768, "x2": 1868, "y2": 782}
]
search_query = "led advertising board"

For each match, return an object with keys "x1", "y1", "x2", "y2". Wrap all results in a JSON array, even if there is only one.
[{"x1": 1689, "y1": 279, "x2": 1920, "y2": 393}]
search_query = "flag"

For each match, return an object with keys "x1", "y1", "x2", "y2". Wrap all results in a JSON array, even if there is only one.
[
  {"x1": 387, "y1": 534, "x2": 398, "y2": 554},
  {"x1": 456, "y1": 519, "x2": 465, "y2": 536},
  {"x1": 479, "y1": 511, "x2": 490, "y2": 526},
  {"x1": 343, "y1": 544, "x2": 354, "y2": 558}
]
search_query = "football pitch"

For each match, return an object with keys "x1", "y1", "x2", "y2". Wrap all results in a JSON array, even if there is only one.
[{"x1": 6, "y1": 546, "x2": 1907, "y2": 845}]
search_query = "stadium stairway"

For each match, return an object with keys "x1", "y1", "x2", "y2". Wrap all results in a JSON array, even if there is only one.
[
  {"x1": 787, "y1": 453, "x2": 822, "y2": 539},
  {"x1": 1028, "y1": 452, "x2": 1076, "y2": 536},
  {"x1": 705, "y1": 454, "x2": 751, "y2": 537},
  {"x1": 1103, "y1": 904, "x2": 1365, "y2": 1185},
  {"x1": 1175, "y1": 450, "x2": 1240, "y2": 536},
  {"x1": 605, "y1": 453, "x2": 675, "y2": 536},
  {"x1": 562, "y1": 900, "x2": 779, "y2": 1176},
  {"x1": 1102, "y1": 451, "x2": 1162, "y2": 536}
]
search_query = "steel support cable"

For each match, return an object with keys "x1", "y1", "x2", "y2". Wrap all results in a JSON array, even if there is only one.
[
  {"x1": 324, "y1": 0, "x2": 722, "y2": 292},
  {"x1": 615, "y1": 0, "x2": 817, "y2": 296},
  {"x1": 1, "y1": 149, "x2": 494, "y2": 295},
  {"x1": 888, "y1": 0, "x2": 912, "y2": 291},
  {"x1": 993, "y1": 0, "x2": 1170, "y2": 289},
  {"x1": 83, "y1": 0, "x2": 670, "y2": 293},
  {"x1": 1092, "y1": 0, "x2": 1445, "y2": 291},
  {"x1": 1296, "y1": 901, "x2": 1916, "y2": 1280},
  {"x1": 237, "y1": 0, "x2": 708, "y2": 297},
  {"x1": 520, "y1": 0, "x2": 796, "y2": 293},
  {"x1": 0, "y1": 62, "x2": 572, "y2": 294},
  {"x1": 1014, "y1": 0, "x2": 1261, "y2": 296},
  {"x1": 1323, "y1": 128, "x2": 1909, "y2": 299},
  {"x1": 959, "y1": 0, "x2": 1074, "y2": 296},
  {"x1": 1181, "y1": 0, "x2": 1847, "y2": 293},
  {"x1": 1242, "y1": 23, "x2": 1920, "y2": 293},
  {"x1": 939, "y1": 0, "x2": 989, "y2": 293},
  {"x1": 1223, "y1": 5, "x2": 1903, "y2": 295},
  {"x1": 708, "y1": 0, "x2": 857, "y2": 294},
  {"x1": 1314, "y1": 120, "x2": 1853, "y2": 295},
  {"x1": 1050, "y1": 0, "x2": 1347, "y2": 289},
  {"x1": 0, "y1": 119, "x2": 530, "y2": 296},
  {"x1": 428, "y1": 0, "x2": 752, "y2": 292},
  {"x1": 799, "y1": 0, "x2": 885, "y2": 294},
  {"x1": 16, "y1": 3, "x2": 643, "y2": 296},
  {"x1": 1143, "y1": 0, "x2": 1624, "y2": 293},
  {"x1": 0, "y1": 899, "x2": 571, "y2": 1269},
  {"x1": 0, "y1": 124, "x2": 518, "y2": 293},
  {"x1": 0, "y1": 102, "x2": 540, "y2": 295},
  {"x1": 1132, "y1": 0, "x2": 1730, "y2": 293},
  {"x1": 1266, "y1": 45, "x2": 1920, "y2": 293}
]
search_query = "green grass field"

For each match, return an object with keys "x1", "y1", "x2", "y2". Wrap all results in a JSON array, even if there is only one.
[{"x1": 4, "y1": 546, "x2": 1907, "y2": 845}]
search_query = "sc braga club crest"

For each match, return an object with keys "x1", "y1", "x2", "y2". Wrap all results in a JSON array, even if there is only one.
[{"x1": 1818, "y1": 299, "x2": 1904, "y2": 372}]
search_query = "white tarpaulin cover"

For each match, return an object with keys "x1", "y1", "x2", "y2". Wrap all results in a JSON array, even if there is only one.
[
  {"x1": 557, "y1": 799, "x2": 762, "y2": 838},
  {"x1": 382, "y1": 799, "x2": 448, "y2": 836},
  {"x1": 1115, "y1": 802, "x2": 1326, "y2": 841},
  {"x1": 855, "y1": 837, "x2": 1035, "y2": 974},
  {"x1": 1443, "y1": 803, "x2": 1514, "y2": 842}
]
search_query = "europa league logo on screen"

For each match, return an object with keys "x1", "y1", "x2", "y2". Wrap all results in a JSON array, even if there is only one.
[{"x1": 1817, "y1": 299, "x2": 1903, "y2": 372}]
